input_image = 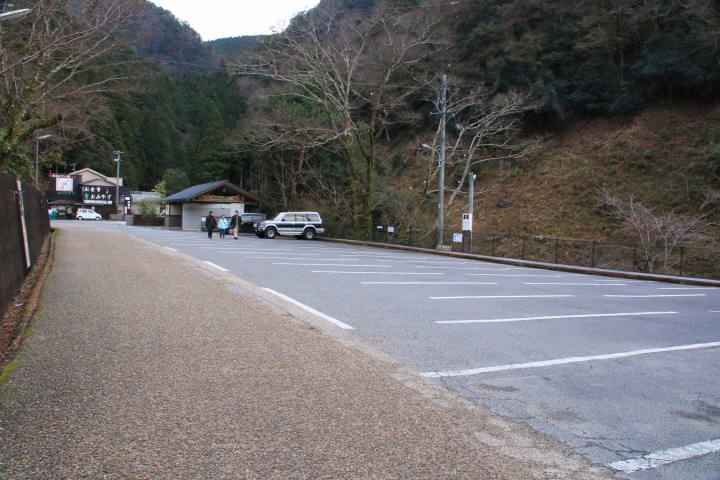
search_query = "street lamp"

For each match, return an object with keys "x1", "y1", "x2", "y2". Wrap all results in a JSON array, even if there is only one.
[
  {"x1": 421, "y1": 143, "x2": 445, "y2": 246},
  {"x1": 0, "y1": 9, "x2": 31, "y2": 22},
  {"x1": 113, "y1": 150, "x2": 122, "y2": 214},
  {"x1": 468, "y1": 173, "x2": 476, "y2": 253},
  {"x1": 35, "y1": 134, "x2": 51, "y2": 185}
]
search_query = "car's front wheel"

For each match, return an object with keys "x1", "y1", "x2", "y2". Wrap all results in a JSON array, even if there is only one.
[
  {"x1": 265, "y1": 227, "x2": 277, "y2": 239},
  {"x1": 94, "y1": 217, "x2": 100, "y2": 221},
  {"x1": 77, "y1": 216, "x2": 83, "y2": 220},
  {"x1": 302, "y1": 228, "x2": 316, "y2": 240}
]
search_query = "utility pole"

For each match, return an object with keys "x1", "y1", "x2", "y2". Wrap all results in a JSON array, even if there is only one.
[
  {"x1": 428, "y1": 75, "x2": 449, "y2": 247},
  {"x1": 113, "y1": 150, "x2": 122, "y2": 214},
  {"x1": 438, "y1": 74, "x2": 447, "y2": 247}
]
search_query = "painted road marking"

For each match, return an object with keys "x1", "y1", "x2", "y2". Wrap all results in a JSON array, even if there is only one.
[
  {"x1": 164, "y1": 247, "x2": 178, "y2": 251},
  {"x1": 525, "y1": 283, "x2": 626, "y2": 286},
  {"x1": 274, "y1": 263, "x2": 387, "y2": 267},
  {"x1": 658, "y1": 287, "x2": 715, "y2": 290},
  {"x1": 604, "y1": 294, "x2": 707, "y2": 298},
  {"x1": 245, "y1": 256, "x2": 327, "y2": 260},
  {"x1": 378, "y1": 259, "x2": 471, "y2": 264},
  {"x1": 609, "y1": 438, "x2": 720, "y2": 473},
  {"x1": 435, "y1": 311, "x2": 677, "y2": 324},
  {"x1": 204, "y1": 261, "x2": 229, "y2": 272},
  {"x1": 418, "y1": 266, "x2": 519, "y2": 270},
  {"x1": 430, "y1": 295, "x2": 575, "y2": 300},
  {"x1": 262, "y1": 288, "x2": 354, "y2": 330},
  {"x1": 362, "y1": 282, "x2": 498, "y2": 285},
  {"x1": 313, "y1": 271, "x2": 444, "y2": 275},
  {"x1": 421, "y1": 341, "x2": 720, "y2": 377},
  {"x1": 467, "y1": 273, "x2": 565, "y2": 277}
]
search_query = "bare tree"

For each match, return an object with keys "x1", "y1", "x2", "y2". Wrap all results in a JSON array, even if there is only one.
[
  {"x1": 233, "y1": 5, "x2": 444, "y2": 238},
  {"x1": 0, "y1": 0, "x2": 149, "y2": 178},
  {"x1": 423, "y1": 83, "x2": 543, "y2": 207},
  {"x1": 600, "y1": 191, "x2": 711, "y2": 272}
]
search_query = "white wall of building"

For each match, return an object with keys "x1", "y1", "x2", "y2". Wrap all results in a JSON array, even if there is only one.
[{"x1": 181, "y1": 203, "x2": 245, "y2": 230}]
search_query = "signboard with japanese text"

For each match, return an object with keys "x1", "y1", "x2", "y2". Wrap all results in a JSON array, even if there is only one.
[
  {"x1": 82, "y1": 185, "x2": 114, "y2": 205},
  {"x1": 47, "y1": 174, "x2": 81, "y2": 202}
]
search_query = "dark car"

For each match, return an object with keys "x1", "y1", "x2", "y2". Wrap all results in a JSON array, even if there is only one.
[{"x1": 237, "y1": 213, "x2": 266, "y2": 233}]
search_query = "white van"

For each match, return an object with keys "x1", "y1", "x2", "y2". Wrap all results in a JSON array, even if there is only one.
[{"x1": 76, "y1": 208, "x2": 102, "y2": 221}]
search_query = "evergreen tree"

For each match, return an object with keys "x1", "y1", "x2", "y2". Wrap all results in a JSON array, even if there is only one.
[{"x1": 193, "y1": 110, "x2": 229, "y2": 183}]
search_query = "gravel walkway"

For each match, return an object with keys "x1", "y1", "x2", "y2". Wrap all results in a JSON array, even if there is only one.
[{"x1": 0, "y1": 225, "x2": 609, "y2": 479}]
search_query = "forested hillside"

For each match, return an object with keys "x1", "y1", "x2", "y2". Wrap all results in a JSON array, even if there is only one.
[{"x1": 2, "y1": 0, "x2": 718, "y2": 264}]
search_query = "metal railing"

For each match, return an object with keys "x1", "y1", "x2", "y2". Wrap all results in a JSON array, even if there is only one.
[{"x1": 367, "y1": 226, "x2": 720, "y2": 280}]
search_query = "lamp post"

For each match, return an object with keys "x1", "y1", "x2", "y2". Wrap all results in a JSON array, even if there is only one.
[
  {"x1": 0, "y1": 9, "x2": 31, "y2": 22},
  {"x1": 113, "y1": 150, "x2": 122, "y2": 214},
  {"x1": 468, "y1": 173, "x2": 476, "y2": 253},
  {"x1": 35, "y1": 134, "x2": 51, "y2": 185},
  {"x1": 422, "y1": 143, "x2": 445, "y2": 246}
]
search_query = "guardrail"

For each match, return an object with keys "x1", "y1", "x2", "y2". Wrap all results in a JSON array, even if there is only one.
[{"x1": 368, "y1": 226, "x2": 720, "y2": 281}]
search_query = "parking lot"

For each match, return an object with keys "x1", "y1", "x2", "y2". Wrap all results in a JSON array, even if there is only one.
[{"x1": 100, "y1": 223, "x2": 720, "y2": 479}]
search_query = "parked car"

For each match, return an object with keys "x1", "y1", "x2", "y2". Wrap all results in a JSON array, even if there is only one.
[
  {"x1": 76, "y1": 208, "x2": 102, "y2": 221},
  {"x1": 237, "y1": 213, "x2": 266, "y2": 234},
  {"x1": 255, "y1": 211, "x2": 324, "y2": 240}
]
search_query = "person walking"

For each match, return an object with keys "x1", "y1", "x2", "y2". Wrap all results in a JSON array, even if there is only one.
[
  {"x1": 230, "y1": 211, "x2": 240, "y2": 239},
  {"x1": 218, "y1": 214, "x2": 229, "y2": 239},
  {"x1": 205, "y1": 211, "x2": 217, "y2": 239}
]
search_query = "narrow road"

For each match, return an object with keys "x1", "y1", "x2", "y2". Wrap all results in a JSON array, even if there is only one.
[{"x1": 0, "y1": 224, "x2": 607, "y2": 479}]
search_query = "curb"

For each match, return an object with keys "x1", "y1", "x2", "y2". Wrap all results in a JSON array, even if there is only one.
[{"x1": 319, "y1": 237, "x2": 720, "y2": 287}]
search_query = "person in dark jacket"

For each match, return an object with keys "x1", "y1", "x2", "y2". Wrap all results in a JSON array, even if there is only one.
[
  {"x1": 205, "y1": 211, "x2": 217, "y2": 239},
  {"x1": 230, "y1": 211, "x2": 240, "y2": 239}
]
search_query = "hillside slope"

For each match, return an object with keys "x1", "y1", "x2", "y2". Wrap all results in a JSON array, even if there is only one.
[{"x1": 465, "y1": 102, "x2": 720, "y2": 243}]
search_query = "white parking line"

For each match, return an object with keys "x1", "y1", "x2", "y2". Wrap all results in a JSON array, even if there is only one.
[
  {"x1": 421, "y1": 341, "x2": 720, "y2": 377},
  {"x1": 274, "y1": 263, "x2": 388, "y2": 267},
  {"x1": 204, "y1": 261, "x2": 229, "y2": 272},
  {"x1": 245, "y1": 256, "x2": 326, "y2": 260},
  {"x1": 436, "y1": 311, "x2": 677, "y2": 324},
  {"x1": 262, "y1": 288, "x2": 354, "y2": 330},
  {"x1": 604, "y1": 294, "x2": 707, "y2": 298},
  {"x1": 362, "y1": 282, "x2": 498, "y2": 285},
  {"x1": 377, "y1": 259, "x2": 472, "y2": 264},
  {"x1": 658, "y1": 287, "x2": 715, "y2": 290},
  {"x1": 431, "y1": 295, "x2": 575, "y2": 300},
  {"x1": 418, "y1": 266, "x2": 519, "y2": 270},
  {"x1": 525, "y1": 283, "x2": 626, "y2": 286},
  {"x1": 467, "y1": 273, "x2": 565, "y2": 277},
  {"x1": 609, "y1": 438, "x2": 720, "y2": 473},
  {"x1": 313, "y1": 271, "x2": 444, "y2": 275},
  {"x1": 164, "y1": 247, "x2": 178, "y2": 251}
]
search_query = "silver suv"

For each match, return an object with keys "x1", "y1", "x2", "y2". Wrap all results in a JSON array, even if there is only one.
[{"x1": 255, "y1": 211, "x2": 324, "y2": 240}]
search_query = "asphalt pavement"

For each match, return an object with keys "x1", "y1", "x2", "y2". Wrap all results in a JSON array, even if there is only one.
[{"x1": 0, "y1": 223, "x2": 609, "y2": 479}]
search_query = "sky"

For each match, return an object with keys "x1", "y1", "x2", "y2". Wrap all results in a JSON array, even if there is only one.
[{"x1": 149, "y1": 1, "x2": 322, "y2": 41}]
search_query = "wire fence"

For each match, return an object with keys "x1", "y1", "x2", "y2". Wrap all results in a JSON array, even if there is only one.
[{"x1": 368, "y1": 226, "x2": 720, "y2": 280}]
